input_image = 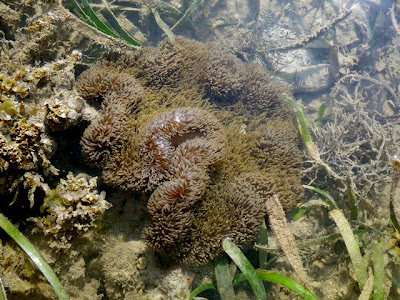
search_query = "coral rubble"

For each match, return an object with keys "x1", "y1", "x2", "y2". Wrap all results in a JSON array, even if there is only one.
[
  {"x1": 310, "y1": 72, "x2": 400, "y2": 199},
  {"x1": 0, "y1": 3, "x2": 87, "y2": 208},
  {"x1": 77, "y1": 37, "x2": 304, "y2": 264},
  {"x1": 30, "y1": 172, "x2": 111, "y2": 250}
]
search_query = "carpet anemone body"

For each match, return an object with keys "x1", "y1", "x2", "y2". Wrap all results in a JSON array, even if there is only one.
[{"x1": 76, "y1": 37, "x2": 304, "y2": 265}]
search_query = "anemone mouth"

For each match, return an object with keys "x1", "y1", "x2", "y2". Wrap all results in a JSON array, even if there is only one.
[{"x1": 170, "y1": 130, "x2": 204, "y2": 148}]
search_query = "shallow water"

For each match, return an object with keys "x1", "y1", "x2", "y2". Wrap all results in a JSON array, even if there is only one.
[{"x1": 0, "y1": 0, "x2": 400, "y2": 299}]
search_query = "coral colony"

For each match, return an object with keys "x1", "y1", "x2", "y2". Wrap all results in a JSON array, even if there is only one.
[{"x1": 77, "y1": 38, "x2": 304, "y2": 264}]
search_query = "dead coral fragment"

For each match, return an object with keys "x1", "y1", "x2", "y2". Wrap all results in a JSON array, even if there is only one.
[
  {"x1": 313, "y1": 82, "x2": 397, "y2": 197},
  {"x1": 45, "y1": 96, "x2": 84, "y2": 131},
  {"x1": 0, "y1": 10, "x2": 87, "y2": 213},
  {"x1": 0, "y1": 117, "x2": 57, "y2": 207},
  {"x1": 31, "y1": 172, "x2": 111, "y2": 250},
  {"x1": 266, "y1": 194, "x2": 309, "y2": 283},
  {"x1": 0, "y1": 63, "x2": 50, "y2": 104},
  {"x1": 0, "y1": 71, "x2": 30, "y2": 101},
  {"x1": 0, "y1": 118, "x2": 56, "y2": 174}
]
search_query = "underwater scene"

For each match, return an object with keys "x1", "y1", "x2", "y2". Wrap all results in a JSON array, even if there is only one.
[{"x1": 1, "y1": 0, "x2": 400, "y2": 299}]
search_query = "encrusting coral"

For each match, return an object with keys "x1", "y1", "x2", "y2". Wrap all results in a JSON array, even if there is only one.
[{"x1": 77, "y1": 37, "x2": 304, "y2": 264}]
